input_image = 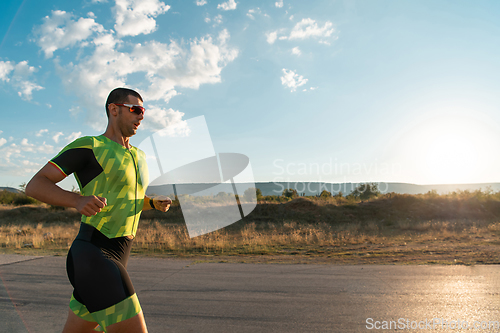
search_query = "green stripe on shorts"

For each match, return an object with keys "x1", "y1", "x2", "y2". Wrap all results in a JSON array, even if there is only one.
[
  {"x1": 69, "y1": 294, "x2": 96, "y2": 322},
  {"x1": 91, "y1": 293, "x2": 142, "y2": 332}
]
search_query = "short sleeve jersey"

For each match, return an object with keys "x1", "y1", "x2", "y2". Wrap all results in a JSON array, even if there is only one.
[{"x1": 49, "y1": 135, "x2": 149, "y2": 238}]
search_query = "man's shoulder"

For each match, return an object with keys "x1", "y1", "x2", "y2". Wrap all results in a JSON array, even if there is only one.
[
  {"x1": 52, "y1": 136, "x2": 96, "y2": 160},
  {"x1": 62, "y1": 135, "x2": 95, "y2": 150},
  {"x1": 130, "y1": 145, "x2": 146, "y2": 158}
]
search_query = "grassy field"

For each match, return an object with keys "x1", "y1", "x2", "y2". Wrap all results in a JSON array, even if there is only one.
[{"x1": 1, "y1": 190, "x2": 500, "y2": 264}]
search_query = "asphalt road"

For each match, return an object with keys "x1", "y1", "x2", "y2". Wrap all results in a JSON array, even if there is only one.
[{"x1": 1, "y1": 255, "x2": 500, "y2": 332}]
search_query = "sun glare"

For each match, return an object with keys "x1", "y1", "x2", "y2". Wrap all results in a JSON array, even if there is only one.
[
  {"x1": 425, "y1": 132, "x2": 478, "y2": 184},
  {"x1": 397, "y1": 109, "x2": 498, "y2": 185}
]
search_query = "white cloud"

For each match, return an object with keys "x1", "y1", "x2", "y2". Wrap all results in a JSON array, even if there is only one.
[
  {"x1": 55, "y1": 28, "x2": 237, "y2": 129},
  {"x1": 291, "y1": 47, "x2": 301, "y2": 56},
  {"x1": 22, "y1": 160, "x2": 42, "y2": 167},
  {"x1": 266, "y1": 31, "x2": 278, "y2": 44},
  {"x1": 196, "y1": 0, "x2": 207, "y2": 5},
  {"x1": 0, "y1": 138, "x2": 6, "y2": 147},
  {"x1": 32, "y1": 9, "x2": 237, "y2": 131},
  {"x1": 281, "y1": 68, "x2": 308, "y2": 92},
  {"x1": 53, "y1": 132, "x2": 63, "y2": 143},
  {"x1": 13, "y1": 61, "x2": 40, "y2": 77},
  {"x1": 65, "y1": 132, "x2": 82, "y2": 143},
  {"x1": 113, "y1": 0, "x2": 170, "y2": 37},
  {"x1": 289, "y1": 15, "x2": 294, "y2": 20},
  {"x1": 217, "y1": 0, "x2": 237, "y2": 11},
  {"x1": 20, "y1": 138, "x2": 38, "y2": 152},
  {"x1": 141, "y1": 106, "x2": 189, "y2": 136},
  {"x1": 247, "y1": 9, "x2": 256, "y2": 20},
  {"x1": 34, "y1": 10, "x2": 105, "y2": 58},
  {"x1": 41, "y1": 142, "x2": 55, "y2": 154},
  {"x1": 275, "y1": 0, "x2": 283, "y2": 8},
  {"x1": 0, "y1": 137, "x2": 54, "y2": 177},
  {"x1": 17, "y1": 81, "x2": 44, "y2": 100},
  {"x1": 212, "y1": 14, "x2": 223, "y2": 26},
  {"x1": 288, "y1": 18, "x2": 334, "y2": 40},
  {"x1": 36, "y1": 129, "x2": 48, "y2": 137},
  {"x1": 247, "y1": 8, "x2": 269, "y2": 20},
  {"x1": 0, "y1": 144, "x2": 21, "y2": 164},
  {"x1": 266, "y1": 18, "x2": 336, "y2": 48},
  {"x1": 0, "y1": 61, "x2": 14, "y2": 82},
  {"x1": 0, "y1": 60, "x2": 44, "y2": 100},
  {"x1": 69, "y1": 106, "x2": 82, "y2": 117}
]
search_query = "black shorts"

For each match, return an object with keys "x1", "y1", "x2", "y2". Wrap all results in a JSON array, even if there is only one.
[{"x1": 66, "y1": 223, "x2": 141, "y2": 330}]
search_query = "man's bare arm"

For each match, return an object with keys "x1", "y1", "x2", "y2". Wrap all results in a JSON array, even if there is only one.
[{"x1": 25, "y1": 163, "x2": 106, "y2": 217}]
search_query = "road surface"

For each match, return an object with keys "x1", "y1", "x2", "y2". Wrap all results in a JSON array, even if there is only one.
[{"x1": 1, "y1": 255, "x2": 500, "y2": 332}]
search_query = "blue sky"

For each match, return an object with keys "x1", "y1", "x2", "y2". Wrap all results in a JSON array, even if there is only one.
[{"x1": 1, "y1": 0, "x2": 500, "y2": 190}]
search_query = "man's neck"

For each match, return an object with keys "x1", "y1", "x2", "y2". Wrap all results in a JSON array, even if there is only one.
[{"x1": 102, "y1": 126, "x2": 130, "y2": 148}]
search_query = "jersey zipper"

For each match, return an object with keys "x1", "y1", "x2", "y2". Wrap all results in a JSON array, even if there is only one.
[{"x1": 128, "y1": 148, "x2": 138, "y2": 238}]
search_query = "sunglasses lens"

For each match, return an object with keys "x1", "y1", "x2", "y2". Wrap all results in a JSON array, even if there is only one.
[{"x1": 131, "y1": 106, "x2": 145, "y2": 115}]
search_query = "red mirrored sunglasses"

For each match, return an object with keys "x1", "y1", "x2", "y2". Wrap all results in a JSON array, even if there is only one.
[{"x1": 112, "y1": 103, "x2": 146, "y2": 115}]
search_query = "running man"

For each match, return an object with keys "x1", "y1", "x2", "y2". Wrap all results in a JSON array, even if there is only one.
[{"x1": 26, "y1": 87, "x2": 170, "y2": 333}]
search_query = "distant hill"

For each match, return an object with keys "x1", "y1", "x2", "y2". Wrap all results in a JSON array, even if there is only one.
[
  {"x1": 147, "y1": 182, "x2": 500, "y2": 197},
  {"x1": 254, "y1": 182, "x2": 500, "y2": 196},
  {"x1": 0, "y1": 187, "x2": 22, "y2": 194}
]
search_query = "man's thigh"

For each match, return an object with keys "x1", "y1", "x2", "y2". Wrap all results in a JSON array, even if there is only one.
[
  {"x1": 106, "y1": 310, "x2": 148, "y2": 333},
  {"x1": 62, "y1": 309, "x2": 99, "y2": 333}
]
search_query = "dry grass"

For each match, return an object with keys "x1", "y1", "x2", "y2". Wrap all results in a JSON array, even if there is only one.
[
  {"x1": 0, "y1": 221, "x2": 79, "y2": 252},
  {"x1": 132, "y1": 217, "x2": 500, "y2": 264},
  {"x1": 1, "y1": 190, "x2": 500, "y2": 264}
]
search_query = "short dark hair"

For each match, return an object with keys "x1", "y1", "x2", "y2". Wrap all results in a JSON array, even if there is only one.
[{"x1": 105, "y1": 88, "x2": 143, "y2": 118}]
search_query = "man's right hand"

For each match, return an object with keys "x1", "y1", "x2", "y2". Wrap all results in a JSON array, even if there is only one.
[{"x1": 76, "y1": 195, "x2": 107, "y2": 217}]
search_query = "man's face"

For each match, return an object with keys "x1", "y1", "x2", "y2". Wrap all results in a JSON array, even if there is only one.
[{"x1": 116, "y1": 95, "x2": 144, "y2": 137}]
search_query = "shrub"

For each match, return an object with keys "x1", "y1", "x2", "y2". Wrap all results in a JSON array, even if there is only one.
[
  {"x1": 262, "y1": 195, "x2": 281, "y2": 202},
  {"x1": 282, "y1": 188, "x2": 298, "y2": 199},
  {"x1": 243, "y1": 187, "x2": 262, "y2": 202},
  {"x1": 350, "y1": 183, "x2": 381, "y2": 200},
  {"x1": 320, "y1": 190, "x2": 332, "y2": 198},
  {"x1": 0, "y1": 191, "x2": 40, "y2": 206},
  {"x1": 13, "y1": 195, "x2": 38, "y2": 206},
  {"x1": 0, "y1": 191, "x2": 17, "y2": 204}
]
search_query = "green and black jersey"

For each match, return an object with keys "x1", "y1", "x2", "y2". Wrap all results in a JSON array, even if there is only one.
[{"x1": 50, "y1": 135, "x2": 149, "y2": 238}]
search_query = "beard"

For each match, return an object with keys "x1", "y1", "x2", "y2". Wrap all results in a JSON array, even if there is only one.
[{"x1": 117, "y1": 109, "x2": 136, "y2": 137}]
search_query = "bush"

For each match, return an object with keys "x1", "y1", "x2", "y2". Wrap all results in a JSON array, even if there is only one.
[
  {"x1": 261, "y1": 195, "x2": 281, "y2": 202},
  {"x1": 243, "y1": 187, "x2": 262, "y2": 202},
  {"x1": 0, "y1": 190, "x2": 39, "y2": 206},
  {"x1": 13, "y1": 195, "x2": 38, "y2": 206},
  {"x1": 0, "y1": 191, "x2": 17, "y2": 204},
  {"x1": 320, "y1": 190, "x2": 332, "y2": 198},
  {"x1": 282, "y1": 188, "x2": 298, "y2": 199},
  {"x1": 350, "y1": 183, "x2": 381, "y2": 200}
]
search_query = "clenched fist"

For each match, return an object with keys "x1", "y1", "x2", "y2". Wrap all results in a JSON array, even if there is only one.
[
  {"x1": 151, "y1": 196, "x2": 172, "y2": 212},
  {"x1": 75, "y1": 195, "x2": 107, "y2": 217}
]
